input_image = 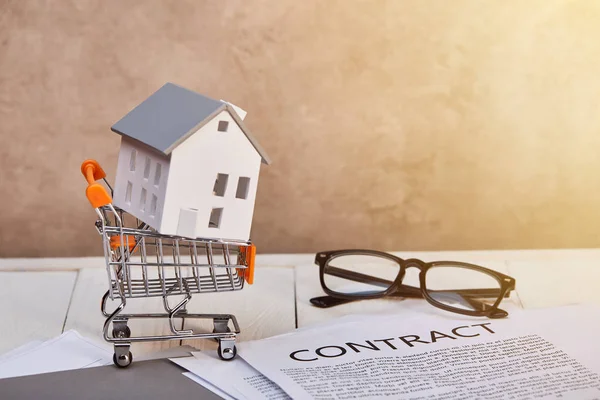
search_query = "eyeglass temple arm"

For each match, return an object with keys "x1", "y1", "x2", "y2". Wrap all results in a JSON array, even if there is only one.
[
  {"x1": 311, "y1": 266, "x2": 401, "y2": 308},
  {"x1": 310, "y1": 296, "x2": 357, "y2": 308},
  {"x1": 325, "y1": 266, "x2": 511, "y2": 298},
  {"x1": 311, "y1": 288, "x2": 507, "y2": 315}
]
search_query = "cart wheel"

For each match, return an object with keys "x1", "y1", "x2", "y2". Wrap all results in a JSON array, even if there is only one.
[
  {"x1": 112, "y1": 326, "x2": 131, "y2": 339},
  {"x1": 217, "y1": 343, "x2": 237, "y2": 361},
  {"x1": 113, "y1": 351, "x2": 133, "y2": 368}
]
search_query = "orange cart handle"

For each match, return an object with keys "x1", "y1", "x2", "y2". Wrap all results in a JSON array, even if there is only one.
[
  {"x1": 245, "y1": 244, "x2": 256, "y2": 284},
  {"x1": 80, "y1": 159, "x2": 112, "y2": 209},
  {"x1": 237, "y1": 244, "x2": 256, "y2": 285}
]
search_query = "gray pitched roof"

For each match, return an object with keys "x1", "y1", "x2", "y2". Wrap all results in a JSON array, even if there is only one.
[{"x1": 111, "y1": 83, "x2": 270, "y2": 164}]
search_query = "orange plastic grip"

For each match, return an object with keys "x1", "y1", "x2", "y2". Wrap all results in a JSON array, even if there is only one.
[
  {"x1": 80, "y1": 159, "x2": 112, "y2": 209},
  {"x1": 110, "y1": 235, "x2": 137, "y2": 251},
  {"x1": 81, "y1": 159, "x2": 106, "y2": 183},
  {"x1": 238, "y1": 244, "x2": 256, "y2": 285}
]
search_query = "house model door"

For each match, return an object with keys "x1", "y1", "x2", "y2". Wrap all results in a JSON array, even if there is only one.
[
  {"x1": 177, "y1": 208, "x2": 201, "y2": 238},
  {"x1": 177, "y1": 207, "x2": 224, "y2": 238}
]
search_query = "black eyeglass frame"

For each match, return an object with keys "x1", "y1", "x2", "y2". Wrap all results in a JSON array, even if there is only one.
[{"x1": 314, "y1": 249, "x2": 516, "y2": 319}]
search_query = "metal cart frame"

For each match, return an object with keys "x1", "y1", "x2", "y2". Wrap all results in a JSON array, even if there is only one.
[{"x1": 82, "y1": 160, "x2": 255, "y2": 367}]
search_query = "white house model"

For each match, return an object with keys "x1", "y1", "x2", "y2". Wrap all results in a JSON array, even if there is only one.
[{"x1": 111, "y1": 83, "x2": 270, "y2": 242}]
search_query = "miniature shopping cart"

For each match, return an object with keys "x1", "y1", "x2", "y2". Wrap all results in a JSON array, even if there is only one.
[{"x1": 81, "y1": 160, "x2": 255, "y2": 367}]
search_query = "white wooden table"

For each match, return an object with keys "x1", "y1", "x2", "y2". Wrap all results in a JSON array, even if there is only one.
[{"x1": 1, "y1": 249, "x2": 598, "y2": 356}]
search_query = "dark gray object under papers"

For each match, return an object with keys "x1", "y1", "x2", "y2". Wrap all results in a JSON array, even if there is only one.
[{"x1": 0, "y1": 359, "x2": 222, "y2": 400}]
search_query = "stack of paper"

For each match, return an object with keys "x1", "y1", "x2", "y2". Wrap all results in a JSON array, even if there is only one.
[
  {"x1": 173, "y1": 352, "x2": 289, "y2": 400},
  {"x1": 171, "y1": 314, "x2": 408, "y2": 399},
  {"x1": 0, "y1": 330, "x2": 113, "y2": 379},
  {"x1": 173, "y1": 305, "x2": 600, "y2": 399},
  {"x1": 0, "y1": 330, "x2": 200, "y2": 382}
]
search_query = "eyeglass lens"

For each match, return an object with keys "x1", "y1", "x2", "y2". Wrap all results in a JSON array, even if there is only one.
[
  {"x1": 323, "y1": 254, "x2": 400, "y2": 296},
  {"x1": 424, "y1": 264, "x2": 503, "y2": 312}
]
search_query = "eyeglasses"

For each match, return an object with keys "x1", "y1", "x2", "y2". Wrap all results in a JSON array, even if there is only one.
[{"x1": 310, "y1": 250, "x2": 516, "y2": 318}]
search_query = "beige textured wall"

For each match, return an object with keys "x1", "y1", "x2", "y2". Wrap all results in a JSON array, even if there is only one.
[{"x1": 1, "y1": 0, "x2": 599, "y2": 257}]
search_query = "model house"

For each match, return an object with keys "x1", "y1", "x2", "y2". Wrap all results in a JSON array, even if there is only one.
[{"x1": 111, "y1": 83, "x2": 270, "y2": 242}]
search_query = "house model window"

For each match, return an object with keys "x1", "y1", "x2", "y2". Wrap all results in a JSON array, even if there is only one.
[
  {"x1": 130, "y1": 150, "x2": 137, "y2": 172},
  {"x1": 217, "y1": 121, "x2": 229, "y2": 132},
  {"x1": 213, "y1": 173, "x2": 228, "y2": 196},
  {"x1": 150, "y1": 194, "x2": 157, "y2": 216},
  {"x1": 209, "y1": 208, "x2": 223, "y2": 228},
  {"x1": 154, "y1": 163, "x2": 162, "y2": 186},
  {"x1": 143, "y1": 157, "x2": 151, "y2": 179},
  {"x1": 125, "y1": 181, "x2": 132, "y2": 204},
  {"x1": 140, "y1": 188, "x2": 147, "y2": 212},
  {"x1": 236, "y1": 177, "x2": 251, "y2": 199}
]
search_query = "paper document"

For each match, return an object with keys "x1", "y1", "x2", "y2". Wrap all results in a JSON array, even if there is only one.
[
  {"x1": 0, "y1": 330, "x2": 113, "y2": 379},
  {"x1": 238, "y1": 305, "x2": 600, "y2": 399},
  {"x1": 183, "y1": 371, "x2": 238, "y2": 400},
  {"x1": 172, "y1": 351, "x2": 290, "y2": 400},
  {"x1": 171, "y1": 313, "x2": 416, "y2": 399},
  {"x1": 0, "y1": 340, "x2": 43, "y2": 362}
]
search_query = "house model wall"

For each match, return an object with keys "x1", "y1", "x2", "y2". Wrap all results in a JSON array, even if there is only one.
[{"x1": 111, "y1": 83, "x2": 270, "y2": 242}]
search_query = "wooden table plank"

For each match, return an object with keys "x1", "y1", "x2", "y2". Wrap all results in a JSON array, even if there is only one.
[
  {"x1": 2, "y1": 251, "x2": 598, "y2": 359},
  {"x1": 3, "y1": 249, "x2": 600, "y2": 270},
  {"x1": 183, "y1": 266, "x2": 296, "y2": 351},
  {"x1": 506, "y1": 260, "x2": 600, "y2": 309},
  {"x1": 63, "y1": 267, "x2": 186, "y2": 354},
  {"x1": 0, "y1": 257, "x2": 105, "y2": 271},
  {"x1": 63, "y1": 266, "x2": 296, "y2": 356},
  {"x1": 0, "y1": 271, "x2": 77, "y2": 354},
  {"x1": 295, "y1": 259, "x2": 518, "y2": 329}
]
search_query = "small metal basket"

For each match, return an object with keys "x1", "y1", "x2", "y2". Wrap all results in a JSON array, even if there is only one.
[{"x1": 82, "y1": 160, "x2": 255, "y2": 367}]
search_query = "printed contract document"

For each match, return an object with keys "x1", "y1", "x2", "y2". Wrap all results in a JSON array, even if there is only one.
[{"x1": 237, "y1": 305, "x2": 600, "y2": 399}]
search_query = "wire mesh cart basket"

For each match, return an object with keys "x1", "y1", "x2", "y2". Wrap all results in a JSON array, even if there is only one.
[{"x1": 81, "y1": 160, "x2": 256, "y2": 367}]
